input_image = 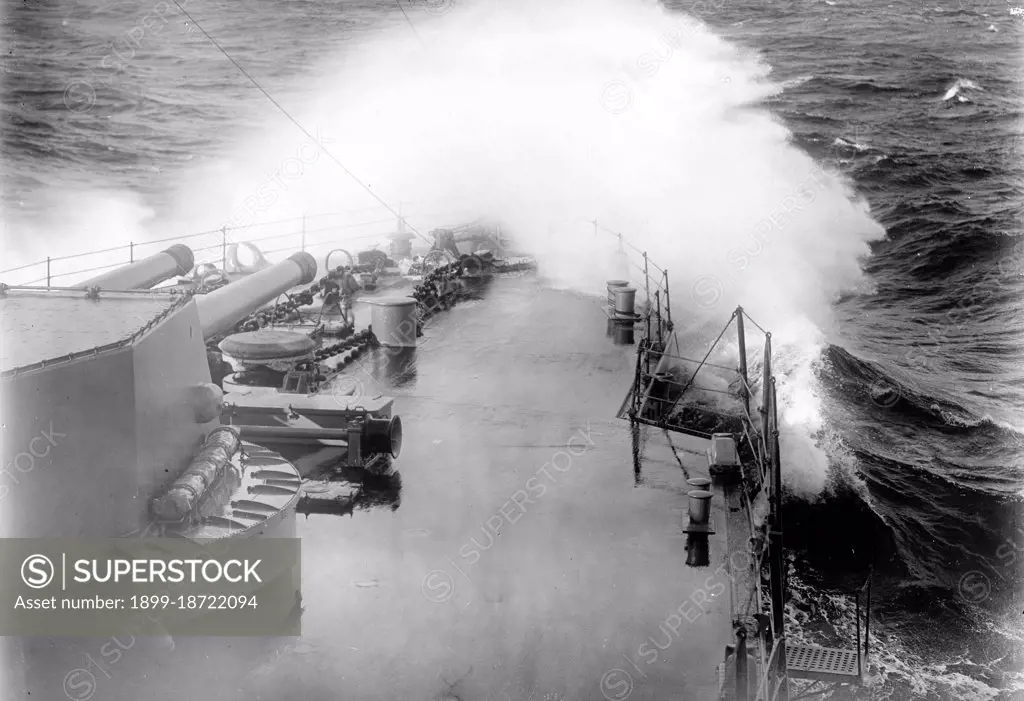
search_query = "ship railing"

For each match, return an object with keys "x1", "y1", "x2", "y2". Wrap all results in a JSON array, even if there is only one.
[
  {"x1": 566, "y1": 220, "x2": 802, "y2": 698},
  {"x1": 591, "y1": 223, "x2": 874, "y2": 700},
  {"x1": 0, "y1": 203, "x2": 474, "y2": 288},
  {"x1": 626, "y1": 306, "x2": 777, "y2": 490},
  {"x1": 606, "y1": 229, "x2": 781, "y2": 497},
  {"x1": 616, "y1": 302, "x2": 787, "y2": 699}
]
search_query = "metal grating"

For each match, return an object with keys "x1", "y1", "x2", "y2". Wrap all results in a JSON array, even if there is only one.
[{"x1": 787, "y1": 644, "x2": 860, "y2": 682}]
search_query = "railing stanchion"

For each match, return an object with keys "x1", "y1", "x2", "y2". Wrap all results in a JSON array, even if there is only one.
[
  {"x1": 737, "y1": 306, "x2": 749, "y2": 419},
  {"x1": 129, "y1": 242, "x2": 134, "y2": 263},
  {"x1": 46, "y1": 257, "x2": 51, "y2": 289},
  {"x1": 762, "y1": 333, "x2": 773, "y2": 472},
  {"x1": 221, "y1": 226, "x2": 228, "y2": 270},
  {"x1": 770, "y1": 379, "x2": 788, "y2": 701},
  {"x1": 655, "y1": 290, "x2": 662, "y2": 346},
  {"x1": 771, "y1": 380, "x2": 782, "y2": 533},
  {"x1": 645, "y1": 316, "x2": 651, "y2": 375},
  {"x1": 664, "y1": 270, "x2": 671, "y2": 329},
  {"x1": 643, "y1": 252, "x2": 650, "y2": 310}
]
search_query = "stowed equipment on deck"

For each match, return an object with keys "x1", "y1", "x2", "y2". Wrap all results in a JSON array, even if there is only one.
[
  {"x1": 186, "y1": 249, "x2": 404, "y2": 477},
  {"x1": 147, "y1": 424, "x2": 302, "y2": 539},
  {"x1": 220, "y1": 390, "x2": 401, "y2": 469},
  {"x1": 214, "y1": 327, "x2": 403, "y2": 474},
  {"x1": 196, "y1": 224, "x2": 536, "y2": 514}
]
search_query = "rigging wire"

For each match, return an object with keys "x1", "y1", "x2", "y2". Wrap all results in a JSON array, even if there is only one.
[
  {"x1": 394, "y1": 0, "x2": 428, "y2": 50},
  {"x1": 168, "y1": 0, "x2": 433, "y2": 249}
]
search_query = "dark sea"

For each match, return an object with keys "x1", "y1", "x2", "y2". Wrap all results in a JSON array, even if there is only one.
[{"x1": 2, "y1": 0, "x2": 1022, "y2": 698}]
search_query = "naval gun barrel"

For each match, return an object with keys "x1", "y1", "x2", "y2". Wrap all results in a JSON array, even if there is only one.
[
  {"x1": 81, "y1": 244, "x2": 195, "y2": 290},
  {"x1": 196, "y1": 251, "x2": 317, "y2": 340}
]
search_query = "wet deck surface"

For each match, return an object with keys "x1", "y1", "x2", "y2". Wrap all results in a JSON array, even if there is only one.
[
  {"x1": 256, "y1": 278, "x2": 732, "y2": 701},
  {"x1": 11, "y1": 277, "x2": 733, "y2": 701}
]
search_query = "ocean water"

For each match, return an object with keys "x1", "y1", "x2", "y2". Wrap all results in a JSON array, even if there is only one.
[{"x1": 2, "y1": 0, "x2": 1022, "y2": 698}]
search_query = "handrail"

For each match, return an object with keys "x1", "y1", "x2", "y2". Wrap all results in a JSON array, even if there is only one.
[
  {"x1": 628, "y1": 296, "x2": 788, "y2": 698},
  {"x1": 662, "y1": 313, "x2": 737, "y2": 417},
  {"x1": 604, "y1": 223, "x2": 793, "y2": 699},
  {"x1": 595, "y1": 222, "x2": 662, "y2": 266},
  {"x1": 0, "y1": 204, "x2": 471, "y2": 283},
  {"x1": 5, "y1": 217, "x2": 383, "y2": 274},
  {"x1": 630, "y1": 259, "x2": 790, "y2": 695},
  {"x1": 648, "y1": 350, "x2": 739, "y2": 373},
  {"x1": 24, "y1": 261, "x2": 128, "y2": 284},
  {"x1": 6, "y1": 208, "x2": 655, "y2": 288}
]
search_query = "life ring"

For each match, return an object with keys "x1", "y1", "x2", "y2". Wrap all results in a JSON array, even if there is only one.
[{"x1": 226, "y1": 242, "x2": 270, "y2": 274}]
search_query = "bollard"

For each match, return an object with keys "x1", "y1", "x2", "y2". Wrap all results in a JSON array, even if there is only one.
[
  {"x1": 688, "y1": 490, "x2": 712, "y2": 525},
  {"x1": 606, "y1": 280, "x2": 629, "y2": 307},
  {"x1": 614, "y1": 287, "x2": 637, "y2": 316},
  {"x1": 687, "y1": 477, "x2": 711, "y2": 489},
  {"x1": 370, "y1": 297, "x2": 418, "y2": 348},
  {"x1": 613, "y1": 322, "x2": 634, "y2": 345}
]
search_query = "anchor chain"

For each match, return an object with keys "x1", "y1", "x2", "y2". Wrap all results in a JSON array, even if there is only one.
[
  {"x1": 410, "y1": 254, "x2": 536, "y2": 325},
  {"x1": 306, "y1": 328, "x2": 378, "y2": 386},
  {"x1": 235, "y1": 284, "x2": 322, "y2": 333},
  {"x1": 312, "y1": 329, "x2": 376, "y2": 363},
  {"x1": 411, "y1": 260, "x2": 466, "y2": 324}
]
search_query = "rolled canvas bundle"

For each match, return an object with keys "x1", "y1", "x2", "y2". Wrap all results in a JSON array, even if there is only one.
[{"x1": 151, "y1": 427, "x2": 241, "y2": 522}]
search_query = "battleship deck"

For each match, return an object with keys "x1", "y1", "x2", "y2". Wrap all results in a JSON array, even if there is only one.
[
  {"x1": 232, "y1": 277, "x2": 744, "y2": 701},
  {"x1": 5, "y1": 276, "x2": 752, "y2": 701}
]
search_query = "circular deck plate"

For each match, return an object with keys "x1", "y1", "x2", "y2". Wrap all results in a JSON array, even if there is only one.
[{"x1": 219, "y1": 330, "x2": 316, "y2": 361}]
